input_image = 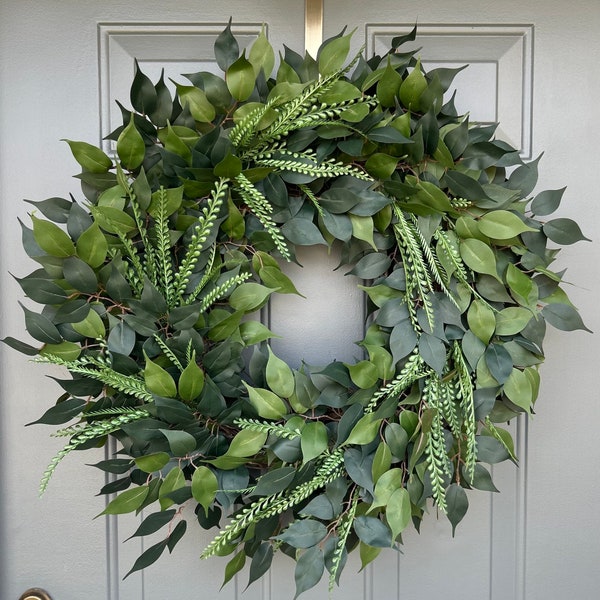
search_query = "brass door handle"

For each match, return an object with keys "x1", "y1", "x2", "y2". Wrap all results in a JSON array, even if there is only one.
[{"x1": 19, "y1": 589, "x2": 53, "y2": 600}]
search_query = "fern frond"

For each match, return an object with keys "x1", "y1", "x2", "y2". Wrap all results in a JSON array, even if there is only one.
[
  {"x1": 51, "y1": 407, "x2": 150, "y2": 437},
  {"x1": 154, "y1": 334, "x2": 184, "y2": 372},
  {"x1": 183, "y1": 243, "x2": 219, "y2": 305},
  {"x1": 152, "y1": 187, "x2": 175, "y2": 305},
  {"x1": 234, "y1": 418, "x2": 302, "y2": 440},
  {"x1": 365, "y1": 351, "x2": 426, "y2": 413},
  {"x1": 35, "y1": 354, "x2": 153, "y2": 403},
  {"x1": 234, "y1": 173, "x2": 290, "y2": 260},
  {"x1": 328, "y1": 489, "x2": 358, "y2": 593},
  {"x1": 198, "y1": 272, "x2": 252, "y2": 313},
  {"x1": 201, "y1": 449, "x2": 344, "y2": 559},
  {"x1": 452, "y1": 342, "x2": 477, "y2": 482},
  {"x1": 256, "y1": 152, "x2": 370, "y2": 181},
  {"x1": 40, "y1": 409, "x2": 148, "y2": 495},
  {"x1": 172, "y1": 179, "x2": 228, "y2": 305}
]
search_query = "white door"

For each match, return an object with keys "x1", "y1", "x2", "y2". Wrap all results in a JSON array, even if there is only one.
[{"x1": 1, "y1": 2, "x2": 598, "y2": 599}]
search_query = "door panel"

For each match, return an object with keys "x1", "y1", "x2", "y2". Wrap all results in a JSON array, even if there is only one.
[{"x1": 1, "y1": 2, "x2": 598, "y2": 599}]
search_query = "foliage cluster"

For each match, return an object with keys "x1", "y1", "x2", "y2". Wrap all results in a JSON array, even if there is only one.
[{"x1": 4, "y1": 22, "x2": 588, "y2": 597}]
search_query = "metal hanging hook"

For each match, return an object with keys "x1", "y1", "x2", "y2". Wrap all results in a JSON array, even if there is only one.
[
  {"x1": 305, "y1": 0, "x2": 323, "y2": 56},
  {"x1": 19, "y1": 589, "x2": 53, "y2": 600}
]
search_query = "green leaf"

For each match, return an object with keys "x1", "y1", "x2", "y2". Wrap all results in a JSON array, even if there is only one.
[
  {"x1": 350, "y1": 214, "x2": 377, "y2": 250},
  {"x1": 506, "y1": 263, "x2": 538, "y2": 307},
  {"x1": 347, "y1": 360, "x2": 379, "y2": 389},
  {"x1": 353, "y1": 516, "x2": 393, "y2": 547},
  {"x1": 63, "y1": 256, "x2": 98, "y2": 293},
  {"x1": 418, "y1": 334, "x2": 447, "y2": 376},
  {"x1": 134, "y1": 452, "x2": 171, "y2": 473},
  {"x1": 318, "y1": 30, "x2": 353, "y2": 75},
  {"x1": 259, "y1": 265, "x2": 303, "y2": 295},
  {"x1": 178, "y1": 358, "x2": 205, "y2": 402},
  {"x1": 20, "y1": 304, "x2": 62, "y2": 344},
  {"x1": 495, "y1": 307, "x2": 533, "y2": 336},
  {"x1": 467, "y1": 299, "x2": 496, "y2": 344},
  {"x1": 127, "y1": 510, "x2": 176, "y2": 539},
  {"x1": 370, "y1": 468, "x2": 403, "y2": 510},
  {"x1": 478, "y1": 211, "x2": 536, "y2": 239},
  {"x1": 159, "y1": 429, "x2": 197, "y2": 456},
  {"x1": 148, "y1": 186, "x2": 183, "y2": 218},
  {"x1": 399, "y1": 59, "x2": 427, "y2": 111},
  {"x1": 503, "y1": 368, "x2": 532, "y2": 413},
  {"x1": 124, "y1": 539, "x2": 168, "y2": 579},
  {"x1": 359, "y1": 542, "x2": 382, "y2": 571},
  {"x1": 344, "y1": 413, "x2": 381, "y2": 446},
  {"x1": 484, "y1": 343, "x2": 513, "y2": 385},
  {"x1": 214, "y1": 20, "x2": 239, "y2": 71},
  {"x1": 76, "y1": 222, "x2": 108, "y2": 268},
  {"x1": 376, "y1": 58, "x2": 402, "y2": 108},
  {"x1": 227, "y1": 428, "x2": 267, "y2": 457},
  {"x1": 117, "y1": 113, "x2": 145, "y2": 170},
  {"x1": 446, "y1": 483, "x2": 468, "y2": 535},
  {"x1": 243, "y1": 383, "x2": 287, "y2": 420},
  {"x1": 459, "y1": 238, "x2": 500, "y2": 280},
  {"x1": 266, "y1": 347, "x2": 295, "y2": 397},
  {"x1": 144, "y1": 353, "x2": 177, "y2": 397},
  {"x1": 281, "y1": 218, "x2": 327, "y2": 246},
  {"x1": 226, "y1": 52, "x2": 256, "y2": 101},
  {"x1": 31, "y1": 215, "x2": 75, "y2": 257},
  {"x1": 222, "y1": 552, "x2": 246, "y2": 590},
  {"x1": 279, "y1": 519, "x2": 328, "y2": 549},
  {"x1": 27, "y1": 397, "x2": 86, "y2": 426},
  {"x1": 72, "y1": 308, "x2": 105, "y2": 339},
  {"x1": 248, "y1": 25, "x2": 275, "y2": 77},
  {"x1": 386, "y1": 487, "x2": 411, "y2": 541},
  {"x1": 214, "y1": 151, "x2": 242, "y2": 178},
  {"x1": 90, "y1": 205, "x2": 137, "y2": 235},
  {"x1": 248, "y1": 543, "x2": 273, "y2": 587},
  {"x1": 294, "y1": 546, "x2": 324, "y2": 599},
  {"x1": 365, "y1": 152, "x2": 398, "y2": 179},
  {"x1": 253, "y1": 466, "x2": 296, "y2": 496},
  {"x1": 191, "y1": 466, "x2": 218, "y2": 514},
  {"x1": 530, "y1": 187, "x2": 566, "y2": 216},
  {"x1": 239, "y1": 321, "x2": 277, "y2": 345},
  {"x1": 229, "y1": 283, "x2": 274, "y2": 312},
  {"x1": 63, "y1": 139, "x2": 112, "y2": 174},
  {"x1": 130, "y1": 59, "x2": 157, "y2": 114},
  {"x1": 159, "y1": 467, "x2": 185, "y2": 509},
  {"x1": 543, "y1": 218, "x2": 590, "y2": 245},
  {"x1": 542, "y1": 303, "x2": 591, "y2": 332},
  {"x1": 300, "y1": 421, "x2": 329, "y2": 463},
  {"x1": 174, "y1": 83, "x2": 215, "y2": 123},
  {"x1": 100, "y1": 486, "x2": 149, "y2": 516}
]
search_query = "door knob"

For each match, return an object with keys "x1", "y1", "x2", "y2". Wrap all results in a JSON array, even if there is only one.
[{"x1": 19, "y1": 589, "x2": 53, "y2": 600}]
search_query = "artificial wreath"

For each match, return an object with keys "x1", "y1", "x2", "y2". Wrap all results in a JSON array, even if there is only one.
[{"x1": 4, "y1": 22, "x2": 589, "y2": 597}]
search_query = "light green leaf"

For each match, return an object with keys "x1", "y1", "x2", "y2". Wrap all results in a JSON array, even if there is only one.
[
  {"x1": 350, "y1": 214, "x2": 377, "y2": 250},
  {"x1": 266, "y1": 347, "x2": 295, "y2": 397},
  {"x1": 31, "y1": 215, "x2": 75, "y2": 258},
  {"x1": 178, "y1": 358, "x2": 205, "y2": 402},
  {"x1": 386, "y1": 487, "x2": 411, "y2": 541},
  {"x1": 63, "y1": 139, "x2": 112, "y2": 174},
  {"x1": 399, "y1": 59, "x2": 427, "y2": 111},
  {"x1": 503, "y1": 368, "x2": 532, "y2": 413},
  {"x1": 347, "y1": 360, "x2": 379, "y2": 389},
  {"x1": 370, "y1": 468, "x2": 403, "y2": 511},
  {"x1": 144, "y1": 353, "x2": 177, "y2": 397},
  {"x1": 174, "y1": 83, "x2": 216, "y2": 122},
  {"x1": 229, "y1": 283, "x2": 274, "y2": 312},
  {"x1": 244, "y1": 383, "x2": 287, "y2": 420},
  {"x1": 159, "y1": 467, "x2": 185, "y2": 510},
  {"x1": 495, "y1": 307, "x2": 533, "y2": 336},
  {"x1": 117, "y1": 113, "x2": 145, "y2": 170},
  {"x1": 134, "y1": 452, "x2": 170, "y2": 473},
  {"x1": 467, "y1": 299, "x2": 496, "y2": 344},
  {"x1": 300, "y1": 421, "x2": 329, "y2": 463},
  {"x1": 72, "y1": 308, "x2": 105, "y2": 339},
  {"x1": 227, "y1": 428, "x2": 268, "y2": 457},
  {"x1": 101, "y1": 486, "x2": 149, "y2": 516},
  {"x1": 226, "y1": 52, "x2": 256, "y2": 101},
  {"x1": 191, "y1": 466, "x2": 218, "y2": 514},
  {"x1": 459, "y1": 238, "x2": 500, "y2": 280},
  {"x1": 76, "y1": 222, "x2": 108, "y2": 268},
  {"x1": 90, "y1": 206, "x2": 137, "y2": 235},
  {"x1": 344, "y1": 413, "x2": 381, "y2": 446},
  {"x1": 478, "y1": 210, "x2": 536, "y2": 239},
  {"x1": 318, "y1": 30, "x2": 354, "y2": 75},
  {"x1": 248, "y1": 26, "x2": 275, "y2": 77}
]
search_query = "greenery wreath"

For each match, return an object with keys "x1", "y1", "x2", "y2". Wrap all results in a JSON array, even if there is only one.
[{"x1": 4, "y1": 22, "x2": 589, "y2": 597}]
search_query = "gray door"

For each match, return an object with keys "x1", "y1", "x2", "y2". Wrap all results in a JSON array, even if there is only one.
[{"x1": 1, "y1": 2, "x2": 598, "y2": 599}]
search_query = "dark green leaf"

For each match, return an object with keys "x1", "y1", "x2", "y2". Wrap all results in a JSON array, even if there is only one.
[
  {"x1": 130, "y1": 59, "x2": 157, "y2": 115},
  {"x1": 542, "y1": 303, "x2": 591, "y2": 332},
  {"x1": 278, "y1": 519, "x2": 328, "y2": 549},
  {"x1": 124, "y1": 539, "x2": 168, "y2": 578},
  {"x1": 543, "y1": 218, "x2": 590, "y2": 245},
  {"x1": 214, "y1": 20, "x2": 239, "y2": 71},
  {"x1": 253, "y1": 466, "x2": 296, "y2": 496},
  {"x1": 446, "y1": 483, "x2": 468, "y2": 535},
  {"x1": 294, "y1": 545, "x2": 324, "y2": 599},
  {"x1": 27, "y1": 397, "x2": 85, "y2": 426},
  {"x1": 353, "y1": 516, "x2": 393, "y2": 547},
  {"x1": 127, "y1": 510, "x2": 176, "y2": 539}
]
